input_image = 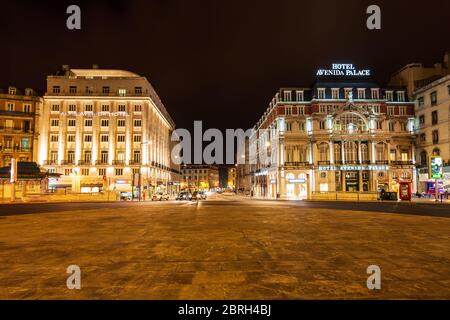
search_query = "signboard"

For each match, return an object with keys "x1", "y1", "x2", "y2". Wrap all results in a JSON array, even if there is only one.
[
  {"x1": 316, "y1": 63, "x2": 371, "y2": 77},
  {"x1": 288, "y1": 178, "x2": 306, "y2": 184},
  {"x1": 430, "y1": 156, "x2": 443, "y2": 179}
]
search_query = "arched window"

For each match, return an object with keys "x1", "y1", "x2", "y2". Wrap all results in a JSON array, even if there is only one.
[
  {"x1": 344, "y1": 141, "x2": 358, "y2": 162},
  {"x1": 333, "y1": 112, "x2": 368, "y2": 133}
]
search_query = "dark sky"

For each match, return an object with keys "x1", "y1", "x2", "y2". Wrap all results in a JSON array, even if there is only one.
[{"x1": 1, "y1": 0, "x2": 449, "y2": 132}]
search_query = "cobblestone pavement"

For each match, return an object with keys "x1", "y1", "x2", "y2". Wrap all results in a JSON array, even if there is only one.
[{"x1": 1, "y1": 195, "x2": 449, "y2": 299}]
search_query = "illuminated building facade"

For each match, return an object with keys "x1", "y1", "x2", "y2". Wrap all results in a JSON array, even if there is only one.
[
  {"x1": 38, "y1": 65, "x2": 178, "y2": 196},
  {"x1": 0, "y1": 87, "x2": 41, "y2": 167},
  {"x1": 181, "y1": 164, "x2": 220, "y2": 191},
  {"x1": 414, "y1": 74, "x2": 450, "y2": 193},
  {"x1": 250, "y1": 69, "x2": 416, "y2": 200}
]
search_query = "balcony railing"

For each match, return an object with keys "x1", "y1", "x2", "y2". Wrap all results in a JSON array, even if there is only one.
[
  {"x1": 96, "y1": 160, "x2": 108, "y2": 165},
  {"x1": 318, "y1": 160, "x2": 331, "y2": 165},
  {"x1": 284, "y1": 161, "x2": 310, "y2": 167},
  {"x1": 375, "y1": 160, "x2": 389, "y2": 165},
  {"x1": 391, "y1": 160, "x2": 413, "y2": 166},
  {"x1": 61, "y1": 160, "x2": 75, "y2": 165},
  {"x1": 0, "y1": 110, "x2": 34, "y2": 117},
  {"x1": 78, "y1": 160, "x2": 92, "y2": 165},
  {"x1": 112, "y1": 160, "x2": 126, "y2": 165},
  {"x1": 44, "y1": 160, "x2": 57, "y2": 165}
]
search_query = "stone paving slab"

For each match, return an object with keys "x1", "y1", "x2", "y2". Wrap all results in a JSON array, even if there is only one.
[{"x1": 0, "y1": 198, "x2": 450, "y2": 299}]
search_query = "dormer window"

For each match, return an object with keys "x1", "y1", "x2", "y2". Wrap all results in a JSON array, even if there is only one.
[
  {"x1": 8, "y1": 87, "x2": 17, "y2": 95},
  {"x1": 385, "y1": 91, "x2": 394, "y2": 101},
  {"x1": 397, "y1": 91, "x2": 405, "y2": 102},
  {"x1": 317, "y1": 88, "x2": 325, "y2": 99},
  {"x1": 284, "y1": 91, "x2": 291, "y2": 102},
  {"x1": 118, "y1": 89, "x2": 126, "y2": 97},
  {"x1": 331, "y1": 88, "x2": 339, "y2": 99},
  {"x1": 371, "y1": 88, "x2": 379, "y2": 100},
  {"x1": 52, "y1": 86, "x2": 61, "y2": 94},
  {"x1": 357, "y1": 88, "x2": 365, "y2": 99},
  {"x1": 344, "y1": 88, "x2": 353, "y2": 99},
  {"x1": 296, "y1": 90, "x2": 304, "y2": 101}
]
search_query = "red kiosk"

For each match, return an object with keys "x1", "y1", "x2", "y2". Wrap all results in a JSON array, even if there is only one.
[{"x1": 399, "y1": 182, "x2": 411, "y2": 201}]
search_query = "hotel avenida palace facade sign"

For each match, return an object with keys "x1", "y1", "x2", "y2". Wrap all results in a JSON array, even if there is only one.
[{"x1": 249, "y1": 67, "x2": 416, "y2": 200}]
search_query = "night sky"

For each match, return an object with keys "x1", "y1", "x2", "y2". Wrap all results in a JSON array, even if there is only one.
[{"x1": 1, "y1": 0, "x2": 449, "y2": 132}]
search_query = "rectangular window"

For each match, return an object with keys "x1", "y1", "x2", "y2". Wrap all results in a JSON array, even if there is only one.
[
  {"x1": 84, "y1": 151, "x2": 92, "y2": 162},
  {"x1": 102, "y1": 86, "x2": 110, "y2": 94},
  {"x1": 418, "y1": 97, "x2": 424, "y2": 107},
  {"x1": 133, "y1": 135, "x2": 141, "y2": 142},
  {"x1": 118, "y1": 89, "x2": 126, "y2": 97},
  {"x1": 99, "y1": 168, "x2": 106, "y2": 176},
  {"x1": 117, "y1": 135, "x2": 125, "y2": 142},
  {"x1": 84, "y1": 119, "x2": 93, "y2": 127},
  {"x1": 135, "y1": 87, "x2": 142, "y2": 95},
  {"x1": 7, "y1": 103, "x2": 14, "y2": 111},
  {"x1": 118, "y1": 104, "x2": 126, "y2": 112},
  {"x1": 419, "y1": 115, "x2": 425, "y2": 126},
  {"x1": 117, "y1": 119, "x2": 126, "y2": 127},
  {"x1": 134, "y1": 105, "x2": 142, "y2": 112},
  {"x1": 51, "y1": 104, "x2": 60, "y2": 112},
  {"x1": 317, "y1": 88, "x2": 325, "y2": 99},
  {"x1": 399, "y1": 107, "x2": 407, "y2": 115},
  {"x1": 68, "y1": 119, "x2": 76, "y2": 127},
  {"x1": 52, "y1": 86, "x2": 60, "y2": 94},
  {"x1": 134, "y1": 119, "x2": 142, "y2": 127},
  {"x1": 397, "y1": 91, "x2": 405, "y2": 102},
  {"x1": 101, "y1": 105, "x2": 109, "y2": 112},
  {"x1": 67, "y1": 134, "x2": 76, "y2": 142},
  {"x1": 432, "y1": 130, "x2": 439, "y2": 144},
  {"x1": 115, "y1": 168, "x2": 123, "y2": 176},
  {"x1": 51, "y1": 151, "x2": 58, "y2": 161},
  {"x1": 389, "y1": 121, "x2": 395, "y2": 132},
  {"x1": 133, "y1": 151, "x2": 141, "y2": 163},
  {"x1": 296, "y1": 91, "x2": 304, "y2": 101},
  {"x1": 371, "y1": 88, "x2": 379, "y2": 100},
  {"x1": 432, "y1": 111, "x2": 438, "y2": 125},
  {"x1": 385, "y1": 91, "x2": 393, "y2": 101},
  {"x1": 69, "y1": 86, "x2": 77, "y2": 94},
  {"x1": 332, "y1": 88, "x2": 339, "y2": 99},
  {"x1": 67, "y1": 151, "x2": 75, "y2": 163},
  {"x1": 81, "y1": 168, "x2": 89, "y2": 176},
  {"x1": 85, "y1": 105, "x2": 93, "y2": 112},
  {"x1": 68, "y1": 104, "x2": 76, "y2": 112},
  {"x1": 50, "y1": 134, "x2": 59, "y2": 142},
  {"x1": 319, "y1": 120, "x2": 326, "y2": 130},
  {"x1": 284, "y1": 91, "x2": 291, "y2": 102},
  {"x1": 100, "y1": 135, "x2": 109, "y2": 142},
  {"x1": 23, "y1": 104, "x2": 31, "y2": 113},
  {"x1": 285, "y1": 107, "x2": 292, "y2": 116},
  {"x1": 84, "y1": 134, "x2": 92, "y2": 142},
  {"x1": 101, "y1": 119, "x2": 109, "y2": 127},
  {"x1": 430, "y1": 91, "x2": 437, "y2": 106},
  {"x1": 357, "y1": 88, "x2": 365, "y2": 100},
  {"x1": 101, "y1": 151, "x2": 108, "y2": 163},
  {"x1": 344, "y1": 88, "x2": 352, "y2": 99},
  {"x1": 387, "y1": 106, "x2": 395, "y2": 116},
  {"x1": 51, "y1": 119, "x2": 59, "y2": 127}
]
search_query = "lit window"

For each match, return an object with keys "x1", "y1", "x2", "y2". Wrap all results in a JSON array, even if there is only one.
[
  {"x1": 118, "y1": 89, "x2": 126, "y2": 97},
  {"x1": 317, "y1": 88, "x2": 325, "y2": 99}
]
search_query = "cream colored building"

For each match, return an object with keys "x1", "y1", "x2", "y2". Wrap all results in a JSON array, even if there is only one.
[
  {"x1": 38, "y1": 65, "x2": 178, "y2": 197},
  {"x1": 180, "y1": 165, "x2": 219, "y2": 191},
  {"x1": 227, "y1": 167, "x2": 236, "y2": 190},
  {"x1": 414, "y1": 74, "x2": 450, "y2": 193},
  {"x1": 389, "y1": 52, "x2": 449, "y2": 99},
  {"x1": 250, "y1": 81, "x2": 416, "y2": 201}
]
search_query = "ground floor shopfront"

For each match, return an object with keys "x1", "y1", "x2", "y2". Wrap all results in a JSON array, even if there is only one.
[{"x1": 252, "y1": 164, "x2": 416, "y2": 200}]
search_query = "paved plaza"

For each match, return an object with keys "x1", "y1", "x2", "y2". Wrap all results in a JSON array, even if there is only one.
[{"x1": 1, "y1": 195, "x2": 449, "y2": 299}]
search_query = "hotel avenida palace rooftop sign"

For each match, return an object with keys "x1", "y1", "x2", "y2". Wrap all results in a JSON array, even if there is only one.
[{"x1": 316, "y1": 63, "x2": 371, "y2": 77}]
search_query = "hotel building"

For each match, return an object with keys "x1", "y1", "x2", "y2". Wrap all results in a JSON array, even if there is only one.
[
  {"x1": 249, "y1": 70, "x2": 416, "y2": 200},
  {"x1": 414, "y1": 74, "x2": 450, "y2": 193},
  {"x1": 0, "y1": 86, "x2": 41, "y2": 167},
  {"x1": 38, "y1": 65, "x2": 178, "y2": 196}
]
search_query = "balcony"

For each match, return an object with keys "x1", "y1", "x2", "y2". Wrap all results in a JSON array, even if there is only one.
[
  {"x1": 96, "y1": 160, "x2": 108, "y2": 165},
  {"x1": 0, "y1": 110, "x2": 34, "y2": 118},
  {"x1": 129, "y1": 160, "x2": 141, "y2": 165},
  {"x1": 344, "y1": 160, "x2": 358, "y2": 165},
  {"x1": 318, "y1": 160, "x2": 331, "y2": 165},
  {"x1": 391, "y1": 160, "x2": 413, "y2": 166},
  {"x1": 361, "y1": 160, "x2": 371, "y2": 165},
  {"x1": 375, "y1": 160, "x2": 389, "y2": 165},
  {"x1": 44, "y1": 160, "x2": 57, "y2": 165},
  {"x1": 61, "y1": 160, "x2": 75, "y2": 165},
  {"x1": 284, "y1": 161, "x2": 310, "y2": 168},
  {"x1": 78, "y1": 160, "x2": 92, "y2": 166},
  {"x1": 112, "y1": 160, "x2": 126, "y2": 165}
]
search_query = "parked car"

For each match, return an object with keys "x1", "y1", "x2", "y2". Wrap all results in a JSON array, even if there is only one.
[
  {"x1": 198, "y1": 191, "x2": 207, "y2": 200},
  {"x1": 152, "y1": 193, "x2": 170, "y2": 201},
  {"x1": 176, "y1": 192, "x2": 192, "y2": 201}
]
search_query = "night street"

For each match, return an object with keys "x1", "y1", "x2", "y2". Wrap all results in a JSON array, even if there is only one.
[{"x1": 1, "y1": 194, "x2": 449, "y2": 299}]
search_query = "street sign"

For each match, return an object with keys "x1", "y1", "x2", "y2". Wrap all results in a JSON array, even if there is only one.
[{"x1": 430, "y1": 156, "x2": 443, "y2": 179}]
